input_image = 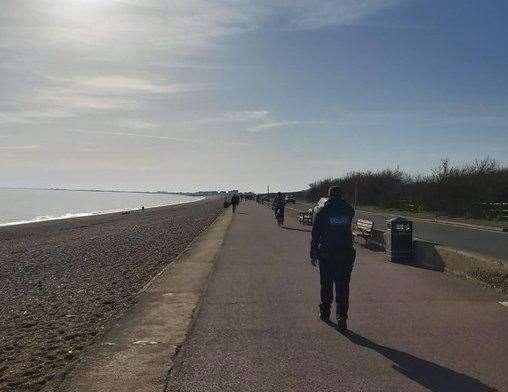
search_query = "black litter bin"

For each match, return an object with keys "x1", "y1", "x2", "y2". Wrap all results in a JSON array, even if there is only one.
[{"x1": 385, "y1": 217, "x2": 413, "y2": 262}]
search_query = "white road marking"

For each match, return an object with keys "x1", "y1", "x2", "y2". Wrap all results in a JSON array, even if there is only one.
[{"x1": 499, "y1": 302, "x2": 508, "y2": 307}]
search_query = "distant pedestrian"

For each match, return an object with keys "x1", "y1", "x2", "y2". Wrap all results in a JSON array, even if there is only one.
[
  {"x1": 310, "y1": 186, "x2": 355, "y2": 331},
  {"x1": 272, "y1": 192, "x2": 285, "y2": 226},
  {"x1": 231, "y1": 193, "x2": 240, "y2": 213}
]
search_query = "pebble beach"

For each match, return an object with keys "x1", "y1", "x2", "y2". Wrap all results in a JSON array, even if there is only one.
[{"x1": 0, "y1": 197, "x2": 223, "y2": 391}]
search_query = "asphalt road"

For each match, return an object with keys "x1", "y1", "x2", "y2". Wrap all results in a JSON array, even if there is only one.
[
  {"x1": 292, "y1": 202, "x2": 508, "y2": 260},
  {"x1": 167, "y1": 202, "x2": 507, "y2": 392}
]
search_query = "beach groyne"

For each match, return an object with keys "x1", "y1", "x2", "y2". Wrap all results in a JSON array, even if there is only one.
[{"x1": 0, "y1": 198, "x2": 223, "y2": 391}]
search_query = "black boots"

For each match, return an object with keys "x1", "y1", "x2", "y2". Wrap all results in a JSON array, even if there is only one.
[
  {"x1": 320, "y1": 305, "x2": 348, "y2": 332},
  {"x1": 319, "y1": 304, "x2": 330, "y2": 322},
  {"x1": 336, "y1": 316, "x2": 347, "y2": 332}
]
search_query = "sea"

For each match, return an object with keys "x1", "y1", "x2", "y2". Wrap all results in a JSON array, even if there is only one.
[{"x1": 0, "y1": 188, "x2": 202, "y2": 226}]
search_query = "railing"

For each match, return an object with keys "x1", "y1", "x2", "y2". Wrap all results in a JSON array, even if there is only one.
[{"x1": 479, "y1": 202, "x2": 508, "y2": 221}]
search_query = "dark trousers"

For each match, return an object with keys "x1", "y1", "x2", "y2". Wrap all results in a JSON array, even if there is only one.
[
  {"x1": 319, "y1": 257, "x2": 354, "y2": 319},
  {"x1": 232, "y1": 203, "x2": 238, "y2": 212}
]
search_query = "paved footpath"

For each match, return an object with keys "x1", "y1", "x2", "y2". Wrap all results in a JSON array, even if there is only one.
[{"x1": 167, "y1": 201, "x2": 507, "y2": 392}]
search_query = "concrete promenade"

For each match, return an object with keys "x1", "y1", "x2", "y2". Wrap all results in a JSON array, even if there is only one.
[{"x1": 168, "y1": 201, "x2": 507, "y2": 392}]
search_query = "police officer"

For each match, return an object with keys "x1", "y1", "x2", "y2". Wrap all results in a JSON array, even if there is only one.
[{"x1": 310, "y1": 186, "x2": 355, "y2": 331}]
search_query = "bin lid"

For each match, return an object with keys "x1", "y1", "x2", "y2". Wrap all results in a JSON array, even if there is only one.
[{"x1": 386, "y1": 216, "x2": 412, "y2": 230}]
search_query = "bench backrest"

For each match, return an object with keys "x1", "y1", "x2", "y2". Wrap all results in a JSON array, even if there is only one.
[{"x1": 356, "y1": 219, "x2": 374, "y2": 232}]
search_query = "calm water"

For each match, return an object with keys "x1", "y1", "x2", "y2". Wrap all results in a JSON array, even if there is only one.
[{"x1": 0, "y1": 188, "x2": 201, "y2": 226}]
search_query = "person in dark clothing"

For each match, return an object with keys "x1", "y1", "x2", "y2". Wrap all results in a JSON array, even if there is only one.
[
  {"x1": 231, "y1": 193, "x2": 240, "y2": 213},
  {"x1": 272, "y1": 192, "x2": 285, "y2": 226},
  {"x1": 310, "y1": 186, "x2": 356, "y2": 331}
]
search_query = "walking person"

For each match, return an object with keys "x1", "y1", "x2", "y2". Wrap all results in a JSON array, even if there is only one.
[
  {"x1": 231, "y1": 193, "x2": 240, "y2": 213},
  {"x1": 272, "y1": 192, "x2": 285, "y2": 226},
  {"x1": 310, "y1": 186, "x2": 355, "y2": 332}
]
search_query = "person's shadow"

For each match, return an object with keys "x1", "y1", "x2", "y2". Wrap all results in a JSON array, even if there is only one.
[{"x1": 336, "y1": 329, "x2": 498, "y2": 392}]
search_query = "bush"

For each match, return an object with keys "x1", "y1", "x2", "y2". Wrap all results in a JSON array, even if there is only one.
[{"x1": 304, "y1": 157, "x2": 508, "y2": 219}]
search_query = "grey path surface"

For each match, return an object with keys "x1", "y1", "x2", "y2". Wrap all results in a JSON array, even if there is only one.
[
  {"x1": 168, "y1": 201, "x2": 507, "y2": 392},
  {"x1": 292, "y1": 201, "x2": 508, "y2": 260}
]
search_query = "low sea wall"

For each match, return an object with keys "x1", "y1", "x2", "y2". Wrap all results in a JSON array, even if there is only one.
[
  {"x1": 413, "y1": 240, "x2": 508, "y2": 292},
  {"x1": 358, "y1": 228, "x2": 508, "y2": 292}
]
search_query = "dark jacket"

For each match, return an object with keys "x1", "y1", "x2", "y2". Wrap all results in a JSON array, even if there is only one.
[
  {"x1": 310, "y1": 197, "x2": 355, "y2": 261},
  {"x1": 272, "y1": 195, "x2": 285, "y2": 212}
]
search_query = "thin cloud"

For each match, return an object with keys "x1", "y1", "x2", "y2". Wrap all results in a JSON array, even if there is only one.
[
  {"x1": 223, "y1": 110, "x2": 270, "y2": 122},
  {"x1": 183, "y1": 111, "x2": 322, "y2": 133},
  {"x1": 116, "y1": 119, "x2": 156, "y2": 130},
  {"x1": 55, "y1": 76, "x2": 209, "y2": 95},
  {"x1": 66, "y1": 129, "x2": 188, "y2": 143},
  {"x1": 0, "y1": 73, "x2": 209, "y2": 124},
  {"x1": 246, "y1": 119, "x2": 327, "y2": 132},
  {"x1": 278, "y1": 0, "x2": 404, "y2": 30},
  {"x1": 65, "y1": 130, "x2": 248, "y2": 146},
  {"x1": 0, "y1": 110, "x2": 75, "y2": 124},
  {"x1": 247, "y1": 121, "x2": 303, "y2": 132},
  {"x1": 192, "y1": 110, "x2": 270, "y2": 125},
  {"x1": 19, "y1": 75, "x2": 211, "y2": 121},
  {"x1": 0, "y1": 145, "x2": 42, "y2": 151}
]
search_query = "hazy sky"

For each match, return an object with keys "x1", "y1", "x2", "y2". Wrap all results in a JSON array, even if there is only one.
[{"x1": 1, "y1": 0, "x2": 507, "y2": 192}]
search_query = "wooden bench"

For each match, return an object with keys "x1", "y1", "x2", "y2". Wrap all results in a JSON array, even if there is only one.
[
  {"x1": 299, "y1": 209, "x2": 314, "y2": 225},
  {"x1": 353, "y1": 219, "x2": 374, "y2": 244}
]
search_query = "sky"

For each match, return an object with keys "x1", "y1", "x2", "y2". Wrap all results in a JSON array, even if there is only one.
[{"x1": 1, "y1": 0, "x2": 507, "y2": 192}]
